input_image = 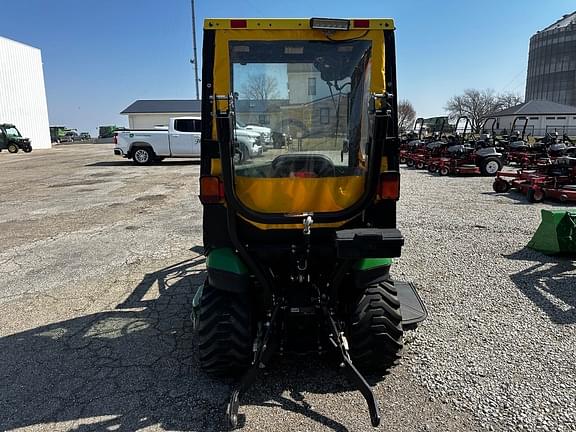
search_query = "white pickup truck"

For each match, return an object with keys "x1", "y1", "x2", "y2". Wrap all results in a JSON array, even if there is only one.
[{"x1": 114, "y1": 116, "x2": 264, "y2": 165}]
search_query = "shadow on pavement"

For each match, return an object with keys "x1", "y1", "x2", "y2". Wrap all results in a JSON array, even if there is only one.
[
  {"x1": 506, "y1": 247, "x2": 576, "y2": 324},
  {"x1": 86, "y1": 160, "x2": 201, "y2": 167},
  {"x1": 0, "y1": 254, "x2": 367, "y2": 431},
  {"x1": 0, "y1": 256, "x2": 229, "y2": 431}
]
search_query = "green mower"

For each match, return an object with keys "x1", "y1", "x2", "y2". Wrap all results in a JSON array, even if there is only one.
[{"x1": 194, "y1": 17, "x2": 427, "y2": 429}]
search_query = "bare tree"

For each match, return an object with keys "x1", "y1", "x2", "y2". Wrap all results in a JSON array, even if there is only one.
[
  {"x1": 495, "y1": 92, "x2": 523, "y2": 111},
  {"x1": 241, "y1": 74, "x2": 279, "y2": 100},
  {"x1": 445, "y1": 89, "x2": 524, "y2": 132},
  {"x1": 398, "y1": 99, "x2": 416, "y2": 132},
  {"x1": 444, "y1": 89, "x2": 497, "y2": 132}
]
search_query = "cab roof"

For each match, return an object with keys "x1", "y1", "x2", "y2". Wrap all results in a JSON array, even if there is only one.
[{"x1": 204, "y1": 18, "x2": 395, "y2": 30}]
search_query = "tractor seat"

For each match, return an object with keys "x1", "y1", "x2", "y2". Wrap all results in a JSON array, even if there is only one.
[{"x1": 271, "y1": 153, "x2": 336, "y2": 178}]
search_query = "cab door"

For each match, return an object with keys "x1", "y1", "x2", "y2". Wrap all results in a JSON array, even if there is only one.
[
  {"x1": 0, "y1": 129, "x2": 6, "y2": 150},
  {"x1": 170, "y1": 119, "x2": 201, "y2": 156}
]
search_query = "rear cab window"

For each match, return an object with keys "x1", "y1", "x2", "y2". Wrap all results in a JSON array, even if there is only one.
[{"x1": 174, "y1": 119, "x2": 201, "y2": 133}]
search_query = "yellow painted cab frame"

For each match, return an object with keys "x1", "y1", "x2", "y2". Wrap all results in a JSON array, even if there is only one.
[{"x1": 205, "y1": 18, "x2": 393, "y2": 228}]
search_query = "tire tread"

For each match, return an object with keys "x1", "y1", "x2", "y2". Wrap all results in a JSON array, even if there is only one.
[
  {"x1": 349, "y1": 278, "x2": 403, "y2": 373},
  {"x1": 197, "y1": 283, "x2": 252, "y2": 376}
]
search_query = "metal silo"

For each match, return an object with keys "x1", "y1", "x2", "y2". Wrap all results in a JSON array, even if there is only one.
[
  {"x1": 0, "y1": 37, "x2": 51, "y2": 149},
  {"x1": 525, "y1": 12, "x2": 576, "y2": 106}
]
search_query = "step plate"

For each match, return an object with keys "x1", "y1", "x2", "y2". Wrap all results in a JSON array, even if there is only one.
[{"x1": 396, "y1": 281, "x2": 428, "y2": 327}]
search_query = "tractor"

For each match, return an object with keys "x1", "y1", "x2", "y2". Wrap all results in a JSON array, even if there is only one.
[{"x1": 193, "y1": 17, "x2": 427, "y2": 429}]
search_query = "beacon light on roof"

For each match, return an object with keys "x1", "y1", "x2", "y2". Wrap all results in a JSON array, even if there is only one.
[{"x1": 309, "y1": 18, "x2": 350, "y2": 31}]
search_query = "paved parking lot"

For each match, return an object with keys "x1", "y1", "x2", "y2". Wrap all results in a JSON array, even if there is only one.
[{"x1": 0, "y1": 145, "x2": 574, "y2": 431}]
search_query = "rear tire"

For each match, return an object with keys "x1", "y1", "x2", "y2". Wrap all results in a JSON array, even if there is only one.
[
  {"x1": 479, "y1": 156, "x2": 503, "y2": 176},
  {"x1": 348, "y1": 279, "x2": 403, "y2": 373},
  {"x1": 493, "y1": 179, "x2": 510, "y2": 193},
  {"x1": 416, "y1": 161, "x2": 425, "y2": 169},
  {"x1": 406, "y1": 159, "x2": 414, "y2": 167},
  {"x1": 233, "y1": 144, "x2": 247, "y2": 164},
  {"x1": 7, "y1": 144, "x2": 18, "y2": 153},
  {"x1": 132, "y1": 147, "x2": 153, "y2": 165},
  {"x1": 527, "y1": 187, "x2": 545, "y2": 203},
  {"x1": 197, "y1": 282, "x2": 252, "y2": 376},
  {"x1": 439, "y1": 166, "x2": 449, "y2": 176}
]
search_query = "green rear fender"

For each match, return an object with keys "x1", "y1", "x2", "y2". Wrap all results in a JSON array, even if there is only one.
[
  {"x1": 207, "y1": 247, "x2": 249, "y2": 274},
  {"x1": 353, "y1": 258, "x2": 393, "y2": 270},
  {"x1": 206, "y1": 248, "x2": 250, "y2": 293},
  {"x1": 353, "y1": 258, "x2": 393, "y2": 286}
]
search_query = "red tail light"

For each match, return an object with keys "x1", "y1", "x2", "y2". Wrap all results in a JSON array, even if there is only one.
[
  {"x1": 379, "y1": 172, "x2": 400, "y2": 200},
  {"x1": 230, "y1": 19, "x2": 247, "y2": 28},
  {"x1": 353, "y1": 19, "x2": 370, "y2": 28},
  {"x1": 113, "y1": 133, "x2": 117, "y2": 145},
  {"x1": 200, "y1": 176, "x2": 225, "y2": 204}
]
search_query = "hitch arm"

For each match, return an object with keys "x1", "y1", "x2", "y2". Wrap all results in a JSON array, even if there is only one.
[
  {"x1": 324, "y1": 306, "x2": 381, "y2": 427},
  {"x1": 226, "y1": 304, "x2": 280, "y2": 429}
]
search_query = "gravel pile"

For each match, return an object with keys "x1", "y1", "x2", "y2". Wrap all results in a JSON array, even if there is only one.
[{"x1": 395, "y1": 168, "x2": 576, "y2": 432}]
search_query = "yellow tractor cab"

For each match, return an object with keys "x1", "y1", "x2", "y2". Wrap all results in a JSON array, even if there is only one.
[{"x1": 194, "y1": 17, "x2": 427, "y2": 429}]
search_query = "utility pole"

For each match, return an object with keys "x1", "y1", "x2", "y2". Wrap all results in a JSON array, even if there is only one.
[{"x1": 191, "y1": 0, "x2": 200, "y2": 100}]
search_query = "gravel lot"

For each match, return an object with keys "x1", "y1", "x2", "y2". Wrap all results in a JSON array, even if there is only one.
[{"x1": 0, "y1": 145, "x2": 574, "y2": 431}]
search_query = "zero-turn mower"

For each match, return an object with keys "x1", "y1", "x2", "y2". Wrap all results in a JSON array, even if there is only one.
[
  {"x1": 493, "y1": 156, "x2": 576, "y2": 203},
  {"x1": 194, "y1": 17, "x2": 427, "y2": 429},
  {"x1": 431, "y1": 116, "x2": 503, "y2": 176},
  {"x1": 501, "y1": 117, "x2": 551, "y2": 168},
  {"x1": 402, "y1": 117, "x2": 447, "y2": 169}
]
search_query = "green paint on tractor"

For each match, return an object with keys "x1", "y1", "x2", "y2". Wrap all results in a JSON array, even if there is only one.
[
  {"x1": 206, "y1": 248, "x2": 249, "y2": 274},
  {"x1": 353, "y1": 258, "x2": 393, "y2": 270}
]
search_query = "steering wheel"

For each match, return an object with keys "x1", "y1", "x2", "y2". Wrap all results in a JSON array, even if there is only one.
[{"x1": 271, "y1": 154, "x2": 336, "y2": 178}]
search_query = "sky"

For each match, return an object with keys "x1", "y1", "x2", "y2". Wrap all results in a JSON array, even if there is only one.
[{"x1": 1, "y1": 0, "x2": 574, "y2": 135}]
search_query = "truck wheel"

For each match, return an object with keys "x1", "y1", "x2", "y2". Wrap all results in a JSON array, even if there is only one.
[
  {"x1": 479, "y1": 156, "x2": 502, "y2": 176},
  {"x1": 233, "y1": 145, "x2": 246, "y2": 164},
  {"x1": 348, "y1": 278, "x2": 403, "y2": 373},
  {"x1": 405, "y1": 159, "x2": 414, "y2": 167},
  {"x1": 197, "y1": 282, "x2": 252, "y2": 376},
  {"x1": 132, "y1": 147, "x2": 153, "y2": 165},
  {"x1": 439, "y1": 166, "x2": 450, "y2": 176},
  {"x1": 493, "y1": 179, "x2": 510, "y2": 193},
  {"x1": 23, "y1": 146, "x2": 32, "y2": 153},
  {"x1": 7, "y1": 144, "x2": 18, "y2": 153},
  {"x1": 527, "y1": 188, "x2": 545, "y2": 203}
]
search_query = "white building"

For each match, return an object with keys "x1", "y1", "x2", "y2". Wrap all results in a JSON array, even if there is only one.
[
  {"x1": 0, "y1": 37, "x2": 51, "y2": 149},
  {"x1": 490, "y1": 100, "x2": 576, "y2": 137},
  {"x1": 121, "y1": 100, "x2": 201, "y2": 128}
]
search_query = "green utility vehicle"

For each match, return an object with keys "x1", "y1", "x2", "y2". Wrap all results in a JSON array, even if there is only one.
[{"x1": 0, "y1": 124, "x2": 32, "y2": 153}]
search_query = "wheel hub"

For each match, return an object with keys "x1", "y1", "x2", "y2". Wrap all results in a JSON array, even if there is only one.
[
  {"x1": 135, "y1": 149, "x2": 149, "y2": 163},
  {"x1": 485, "y1": 161, "x2": 499, "y2": 174}
]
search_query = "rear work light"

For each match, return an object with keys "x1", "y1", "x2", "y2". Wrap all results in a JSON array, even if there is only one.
[
  {"x1": 310, "y1": 18, "x2": 350, "y2": 31},
  {"x1": 199, "y1": 176, "x2": 225, "y2": 204},
  {"x1": 379, "y1": 172, "x2": 400, "y2": 201}
]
